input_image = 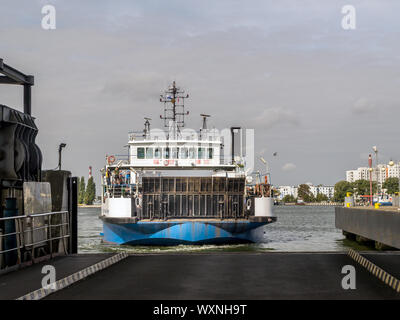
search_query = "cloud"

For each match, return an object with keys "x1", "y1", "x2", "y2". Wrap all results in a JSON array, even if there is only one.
[
  {"x1": 282, "y1": 163, "x2": 296, "y2": 171},
  {"x1": 1, "y1": 0, "x2": 400, "y2": 188},
  {"x1": 250, "y1": 108, "x2": 299, "y2": 129},
  {"x1": 352, "y1": 98, "x2": 376, "y2": 114}
]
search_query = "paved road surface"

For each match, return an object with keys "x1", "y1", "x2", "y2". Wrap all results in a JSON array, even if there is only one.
[{"x1": 45, "y1": 252, "x2": 400, "y2": 300}]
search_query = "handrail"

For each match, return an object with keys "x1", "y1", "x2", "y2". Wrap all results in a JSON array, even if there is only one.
[
  {"x1": 0, "y1": 210, "x2": 69, "y2": 221},
  {"x1": 0, "y1": 210, "x2": 70, "y2": 268}
]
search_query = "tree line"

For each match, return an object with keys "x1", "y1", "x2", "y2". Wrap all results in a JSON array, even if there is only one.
[
  {"x1": 333, "y1": 177, "x2": 399, "y2": 202},
  {"x1": 78, "y1": 176, "x2": 96, "y2": 205}
]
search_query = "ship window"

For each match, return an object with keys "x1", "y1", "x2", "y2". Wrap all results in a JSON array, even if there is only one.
[
  {"x1": 208, "y1": 148, "x2": 213, "y2": 159},
  {"x1": 137, "y1": 147, "x2": 145, "y2": 159},
  {"x1": 189, "y1": 147, "x2": 196, "y2": 159},
  {"x1": 154, "y1": 148, "x2": 161, "y2": 159},
  {"x1": 163, "y1": 147, "x2": 170, "y2": 159},
  {"x1": 172, "y1": 147, "x2": 179, "y2": 159},
  {"x1": 198, "y1": 148, "x2": 205, "y2": 159},
  {"x1": 146, "y1": 147, "x2": 153, "y2": 159},
  {"x1": 180, "y1": 147, "x2": 188, "y2": 159}
]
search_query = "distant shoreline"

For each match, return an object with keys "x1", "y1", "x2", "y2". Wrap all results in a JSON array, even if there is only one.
[
  {"x1": 78, "y1": 204, "x2": 101, "y2": 208},
  {"x1": 281, "y1": 202, "x2": 342, "y2": 206}
]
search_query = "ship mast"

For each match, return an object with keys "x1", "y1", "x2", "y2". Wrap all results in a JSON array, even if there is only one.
[{"x1": 159, "y1": 81, "x2": 189, "y2": 139}]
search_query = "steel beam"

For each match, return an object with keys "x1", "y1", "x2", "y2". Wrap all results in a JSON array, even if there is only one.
[
  {"x1": 0, "y1": 58, "x2": 34, "y2": 115},
  {"x1": 0, "y1": 59, "x2": 34, "y2": 85}
]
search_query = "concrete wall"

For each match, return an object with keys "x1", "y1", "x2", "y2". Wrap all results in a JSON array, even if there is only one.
[{"x1": 335, "y1": 207, "x2": 400, "y2": 249}]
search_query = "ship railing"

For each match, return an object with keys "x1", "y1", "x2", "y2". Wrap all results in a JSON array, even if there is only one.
[
  {"x1": 105, "y1": 184, "x2": 134, "y2": 198},
  {"x1": 128, "y1": 130, "x2": 223, "y2": 142},
  {"x1": 0, "y1": 211, "x2": 70, "y2": 270},
  {"x1": 109, "y1": 155, "x2": 239, "y2": 166}
]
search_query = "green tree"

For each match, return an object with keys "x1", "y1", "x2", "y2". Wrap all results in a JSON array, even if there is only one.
[
  {"x1": 282, "y1": 194, "x2": 296, "y2": 203},
  {"x1": 333, "y1": 181, "x2": 353, "y2": 202},
  {"x1": 315, "y1": 193, "x2": 329, "y2": 202},
  {"x1": 383, "y1": 177, "x2": 399, "y2": 194},
  {"x1": 351, "y1": 179, "x2": 377, "y2": 196},
  {"x1": 297, "y1": 184, "x2": 315, "y2": 202},
  {"x1": 85, "y1": 176, "x2": 96, "y2": 205},
  {"x1": 78, "y1": 176, "x2": 86, "y2": 204}
]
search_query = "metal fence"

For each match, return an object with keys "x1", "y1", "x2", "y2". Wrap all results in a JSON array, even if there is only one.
[{"x1": 0, "y1": 211, "x2": 70, "y2": 269}]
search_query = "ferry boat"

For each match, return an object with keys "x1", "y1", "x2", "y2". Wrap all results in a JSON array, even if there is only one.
[{"x1": 100, "y1": 81, "x2": 276, "y2": 245}]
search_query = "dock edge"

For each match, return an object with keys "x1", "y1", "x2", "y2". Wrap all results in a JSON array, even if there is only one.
[
  {"x1": 347, "y1": 249, "x2": 400, "y2": 293},
  {"x1": 16, "y1": 252, "x2": 129, "y2": 300}
]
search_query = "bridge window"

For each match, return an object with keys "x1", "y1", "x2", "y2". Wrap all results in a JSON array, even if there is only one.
[
  {"x1": 172, "y1": 147, "x2": 179, "y2": 159},
  {"x1": 189, "y1": 147, "x2": 196, "y2": 159},
  {"x1": 208, "y1": 148, "x2": 213, "y2": 159},
  {"x1": 163, "y1": 147, "x2": 170, "y2": 159},
  {"x1": 154, "y1": 148, "x2": 161, "y2": 159},
  {"x1": 198, "y1": 148, "x2": 205, "y2": 159},
  {"x1": 146, "y1": 147, "x2": 153, "y2": 159},
  {"x1": 180, "y1": 147, "x2": 188, "y2": 159},
  {"x1": 137, "y1": 147, "x2": 145, "y2": 159}
]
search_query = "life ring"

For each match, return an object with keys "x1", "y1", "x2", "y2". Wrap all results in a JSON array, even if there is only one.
[
  {"x1": 107, "y1": 155, "x2": 116, "y2": 165},
  {"x1": 135, "y1": 196, "x2": 142, "y2": 208},
  {"x1": 164, "y1": 160, "x2": 169, "y2": 166},
  {"x1": 246, "y1": 198, "x2": 252, "y2": 210}
]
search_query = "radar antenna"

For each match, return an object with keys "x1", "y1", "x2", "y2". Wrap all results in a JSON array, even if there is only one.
[
  {"x1": 199, "y1": 114, "x2": 210, "y2": 140},
  {"x1": 143, "y1": 117, "x2": 151, "y2": 138},
  {"x1": 159, "y1": 81, "x2": 189, "y2": 139},
  {"x1": 200, "y1": 114, "x2": 210, "y2": 130}
]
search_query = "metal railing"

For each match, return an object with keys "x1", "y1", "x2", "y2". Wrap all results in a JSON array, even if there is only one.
[
  {"x1": 107, "y1": 155, "x2": 238, "y2": 167},
  {"x1": 128, "y1": 130, "x2": 223, "y2": 142},
  {"x1": 0, "y1": 211, "x2": 70, "y2": 269},
  {"x1": 105, "y1": 185, "x2": 134, "y2": 198}
]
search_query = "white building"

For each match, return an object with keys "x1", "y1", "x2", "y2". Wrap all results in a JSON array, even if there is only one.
[
  {"x1": 346, "y1": 162, "x2": 400, "y2": 186},
  {"x1": 309, "y1": 185, "x2": 334, "y2": 199},
  {"x1": 346, "y1": 167, "x2": 373, "y2": 183},
  {"x1": 277, "y1": 186, "x2": 298, "y2": 200},
  {"x1": 277, "y1": 184, "x2": 334, "y2": 200}
]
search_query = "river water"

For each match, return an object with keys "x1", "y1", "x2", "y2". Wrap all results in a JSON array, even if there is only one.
[{"x1": 78, "y1": 205, "x2": 373, "y2": 253}]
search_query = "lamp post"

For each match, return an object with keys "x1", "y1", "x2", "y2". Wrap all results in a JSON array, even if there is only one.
[
  {"x1": 58, "y1": 143, "x2": 67, "y2": 170},
  {"x1": 368, "y1": 154, "x2": 373, "y2": 206},
  {"x1": 372, "y1": 146, "x2": 380, "y2": 197}
]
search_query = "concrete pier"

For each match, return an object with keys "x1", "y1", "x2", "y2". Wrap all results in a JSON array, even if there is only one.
[{"x1": 335, "y1": 207, "x2": 400, "y2": 249}]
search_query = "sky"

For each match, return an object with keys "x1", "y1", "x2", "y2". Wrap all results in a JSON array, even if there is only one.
[{"x1": 0, "y1": 0, "x2": 399, "y2": 188}]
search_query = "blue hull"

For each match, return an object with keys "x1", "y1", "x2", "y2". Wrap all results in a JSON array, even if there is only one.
[{"x1": 102, "y1": 220, "x2": 273, "y2": 245}]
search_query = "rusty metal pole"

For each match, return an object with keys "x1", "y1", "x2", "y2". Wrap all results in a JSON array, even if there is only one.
[{"x1": 369, "y1": 154, "x2": 373, "y2": 206}]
